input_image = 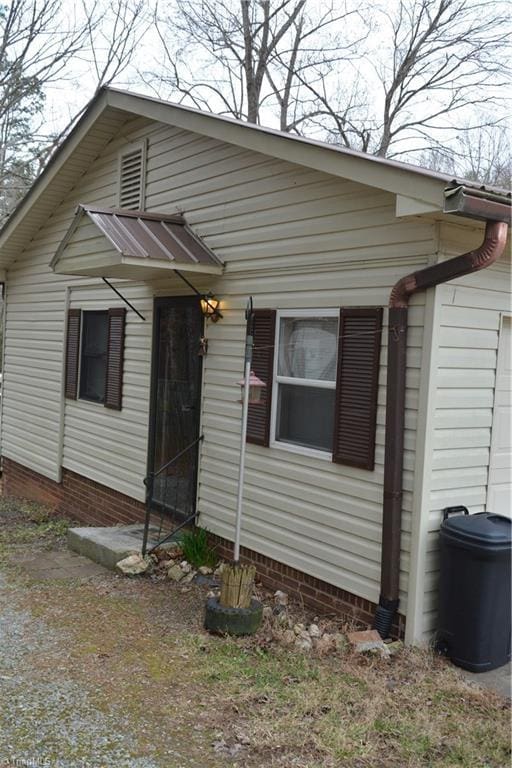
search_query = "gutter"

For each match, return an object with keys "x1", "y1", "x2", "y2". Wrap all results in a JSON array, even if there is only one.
[{"x1": 373, "y1": 188, "x2": 510, "y2": 639}]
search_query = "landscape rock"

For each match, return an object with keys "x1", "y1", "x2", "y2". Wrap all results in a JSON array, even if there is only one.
[
  {"x1": 116, "y1": 553, "x2": 150, "y2": 576},
  {"x1": 274, "y1": 590, "x2": 288, "y2": 606},
  {"x1": 308, "y1": 623, "x2": 321, "y2": 638},
  {"x1": 293, "y1": 623, "x2": 305, "y2": 636},
  {"x1": 386, "y1": 640, "x2": 404, "y2": 656},
  {"x1": 280, "y1": 629, "x2": 296, "y2": 646},
  {"x1": 275, "y1": 611, "x2": 289, "y2": 627},
  {"x1": 181, "y1": 571, "x2": 196, "y2": 584},
  {"x1": 213, "y1": 563, "x2": 226, "y2": 578},
  {"x1": 348, "y1": 629, "x2": 390, "y2": 657},
  {"x1": 180, "y1": 560, "x2": 192, "y2": 574},
  {"x1": 167, "y1": 564, "x2": 185, "y2": 582},
  {"x1": 295, "y1": 636, "x2": 312, "y2": 652},
  {"x1": 198, "y1": 566, "x2": 213, "y2": 575}
]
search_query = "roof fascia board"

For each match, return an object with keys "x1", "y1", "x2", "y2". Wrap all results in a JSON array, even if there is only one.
[
  {"x1": 50, "y1": 207, "x2": 87, "y2": 269},
  {"x1": 106, "y1": 90, "x2": 446, "y2": 209}
]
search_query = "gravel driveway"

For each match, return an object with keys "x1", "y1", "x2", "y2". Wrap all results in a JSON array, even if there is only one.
[{"x1": 1, "y1": 500, "x2": 510, "y2": 768}]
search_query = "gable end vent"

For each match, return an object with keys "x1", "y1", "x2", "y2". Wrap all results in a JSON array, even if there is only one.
[{"x1": 118, "y1": 140, "x2": 146, "y2": 210}]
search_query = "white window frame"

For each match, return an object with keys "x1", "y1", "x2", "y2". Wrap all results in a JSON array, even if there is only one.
[{"x1": 269, "y1": 308, "x2": 339, "y2": 461}]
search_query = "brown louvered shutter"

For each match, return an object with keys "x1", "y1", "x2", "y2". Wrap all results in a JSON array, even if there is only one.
[
  {"x1": 332, "y1": 307, "x2": 383, "y2": 470},
  {"x1": 104, "y1": 308, "x2": 126, "y2": 410},
  {"x1": 246, "y1": 309, "x2": 276, "y2": 446},
  {"x1": 64, "y1": 309, "x2": 81, "y2": 399}
]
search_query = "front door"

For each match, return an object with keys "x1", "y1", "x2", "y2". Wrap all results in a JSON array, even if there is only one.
[{"x1": 148, "y1": 296, "x2": 203, "y2": 521}]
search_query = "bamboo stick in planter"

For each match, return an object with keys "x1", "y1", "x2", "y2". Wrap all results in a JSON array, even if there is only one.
[{"x1": 219, "y1": 564, "x2": 256, "y2": 609}]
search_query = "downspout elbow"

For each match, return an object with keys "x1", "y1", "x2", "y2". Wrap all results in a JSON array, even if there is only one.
[{"x1": 389, "y1": 220, "x2": 508, "y2": 311}]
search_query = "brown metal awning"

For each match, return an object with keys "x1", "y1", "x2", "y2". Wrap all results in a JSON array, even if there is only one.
[{"x1": 51, "y1": 205, "x2": 223, "y2": 279}]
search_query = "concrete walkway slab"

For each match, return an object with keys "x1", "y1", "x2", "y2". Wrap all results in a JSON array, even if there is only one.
[
  {"x1": 67, "y1": 524, "x2": 175, "y2": 570},
  {"x1": 460, "y1": 661, "x2": 511, "y2": 700},
  {"x1": 17, "y1": 550, "x2": 109, "y2": 580}
]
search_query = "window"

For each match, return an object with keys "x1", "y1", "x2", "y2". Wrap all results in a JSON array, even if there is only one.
[
  {"x1": 248, "y1": 307, "x2": 383, "y2": 469},
  {"x1": 79, "y1": 311, "x2": 109, "y2": 403},
  {"x1": 272, "y1": 311, "x2": 338, "y2": 454},
  {"x1": 65, "y1": 307, "x2": 126, "y2": 409}
]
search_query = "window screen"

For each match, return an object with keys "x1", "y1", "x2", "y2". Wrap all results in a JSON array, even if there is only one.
[
  {"x1": 275, "y1": 315, "x2": 338, "y2": 452},
  {"x1": 79, "y1": 311, "x2": 109, "y2": 403}
]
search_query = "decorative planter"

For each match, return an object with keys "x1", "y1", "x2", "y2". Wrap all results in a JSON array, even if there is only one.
[{"x1": 204, "y1": 596, "x2": 263, "y2": 636}]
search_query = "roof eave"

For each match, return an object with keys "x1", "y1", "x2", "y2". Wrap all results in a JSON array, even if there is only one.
[{"x1": 104, "y1": 89, "x2": 447, "y2": 208}]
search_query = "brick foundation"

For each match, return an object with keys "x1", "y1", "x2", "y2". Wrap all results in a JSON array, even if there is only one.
[
  {"x1": 209, "y1": 533, "x2": 405, "y2": 638},
  {"x1": 2, "y1": 456, "x2": 404, "y2": 637},
  {"x1": 2, "y1": 457, "x2": 145, "y2": 527}
]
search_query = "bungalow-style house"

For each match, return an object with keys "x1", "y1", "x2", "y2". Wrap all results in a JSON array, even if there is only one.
[{"x1": 0, "y1": 88, "x2": 509, "y2": 644}]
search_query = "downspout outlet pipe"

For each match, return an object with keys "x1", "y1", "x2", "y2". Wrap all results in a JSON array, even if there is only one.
[{"x1": 374, "y1": 219, "x2": 509, "y2": 640}]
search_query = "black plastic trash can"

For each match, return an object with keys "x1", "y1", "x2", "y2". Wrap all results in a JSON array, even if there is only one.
[{"x1": 436, "y1": 506, "x2": 511, "y2": 672}]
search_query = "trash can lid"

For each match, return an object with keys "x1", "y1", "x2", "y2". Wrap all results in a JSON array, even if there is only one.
[{"x1": 441, "y1": 512, "x2": 512, "y2": 546}]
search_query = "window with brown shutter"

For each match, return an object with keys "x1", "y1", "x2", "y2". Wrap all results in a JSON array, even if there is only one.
[
  {"x1": 64, "y1": 307, "x2": 126, "y2": 410},
  {"x1": 64, "y1": 309, "x2": 81, "y2": 399},
  {"x1": 105, "y1": 308, "x2": 126, "y2": 410},
  {"x1": 246, "y1": 309, "x2": 276, "y2": 446},
  {"x1": 252, "y1": 307, "x2": 383, "y2": 470},
  {"x1": 332, "y1": 307, "x2": 383, "y2": 470}
]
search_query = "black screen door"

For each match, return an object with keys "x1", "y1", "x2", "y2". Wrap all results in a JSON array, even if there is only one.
[{"x1": 148, "y1": 296, "x2": 203, "y2": 520}]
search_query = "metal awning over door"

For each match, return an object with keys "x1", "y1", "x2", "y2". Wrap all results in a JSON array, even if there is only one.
[{"x1": 51, "y1": 205, "x2": 223, "y2": 280}]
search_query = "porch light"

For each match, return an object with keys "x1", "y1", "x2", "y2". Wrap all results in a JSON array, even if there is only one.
[
  {"x1": 200, "y1": 293, "x2": 222, "y2": 322},
  {"x1": 238, "y1": 370, "x2": 266, "y2": 405}
]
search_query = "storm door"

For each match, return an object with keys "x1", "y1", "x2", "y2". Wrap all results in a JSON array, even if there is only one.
[{"x1": 148, "y1": 296, "x2": 203, "y2": 521}]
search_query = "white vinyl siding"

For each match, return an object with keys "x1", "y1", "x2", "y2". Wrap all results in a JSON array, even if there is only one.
[
  {"x1": 1, "y1": 115, "x2": 439, "y2": 615},
  {"x1": 413, "y1": 223, "x2": 512, "y2": 642}
]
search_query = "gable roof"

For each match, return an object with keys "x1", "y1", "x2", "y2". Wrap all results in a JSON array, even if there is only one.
[{"x1": 0, "y1": 86, "x2": 509, "y2": 268}]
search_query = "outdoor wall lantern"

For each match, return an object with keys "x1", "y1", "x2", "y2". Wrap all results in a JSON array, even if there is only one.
[
  {"x1": 200, "y1": 292, "x2": 222, "y2": 322},
  {"x1": 238, "y1": 370, "x2": 266, "y2": 405}
]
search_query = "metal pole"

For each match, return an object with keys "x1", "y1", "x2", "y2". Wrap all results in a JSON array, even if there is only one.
[{"x1": 233, "y1": 299, "x2": 254, "y2": 563}]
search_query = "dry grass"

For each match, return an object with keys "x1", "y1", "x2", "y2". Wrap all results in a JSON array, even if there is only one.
[{"x1": 0, "y1": 497, "x2": 510, "y2": 767}]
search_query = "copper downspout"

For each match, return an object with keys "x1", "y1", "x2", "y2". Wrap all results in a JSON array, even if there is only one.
[{"x1": 374, "y1": 219, "x2": 509, "y2": 638}]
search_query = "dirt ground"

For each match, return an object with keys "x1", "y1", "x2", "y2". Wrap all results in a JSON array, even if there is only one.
[{"x1": 0, "y1": 497, "x2": 510, "y2": 768}]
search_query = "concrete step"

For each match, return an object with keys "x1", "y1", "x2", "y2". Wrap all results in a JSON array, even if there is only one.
[{"x1": 67, "y1": 524, "x2": 174, "y2": 570}]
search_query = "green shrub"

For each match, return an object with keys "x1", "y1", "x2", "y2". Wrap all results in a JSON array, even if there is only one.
[{"x1": 180, "y1": 527, "x2": 218, "y2": 569}]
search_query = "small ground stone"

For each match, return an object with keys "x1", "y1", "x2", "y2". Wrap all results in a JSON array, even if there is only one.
[
  {"x1": 308, "y1": 623, "x2": 321, "y2": 638},
  {"x1": 115, "y1": 554, "x2": 150, "y2": 576},
  {"x1": 274, "y1": 590, "x2": 288, "y2": 606},
  {"x1": 167, "y1": 564, "x2": 185, "y2": 582},
  {"x1": 295, "y1": 636, "x2": 312, "y2": 652}
]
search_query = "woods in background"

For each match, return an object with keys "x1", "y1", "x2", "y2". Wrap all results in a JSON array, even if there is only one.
[{"x1": 1, "y1": 0, "x2": 510, "y2": 221}]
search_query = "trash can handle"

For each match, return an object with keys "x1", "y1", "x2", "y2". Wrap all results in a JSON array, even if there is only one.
[{"x1": 442, "y1": 505, "x2": 469, "y2": 521}]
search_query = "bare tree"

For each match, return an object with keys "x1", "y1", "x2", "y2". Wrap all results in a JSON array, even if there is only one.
[
  {"x1": 0, "y1": 0, "x2": 147, "y2": 221},
  {"x1": 420, "y1": 120, "x2": 511, "y2": 187},
  {"x1": 370, "y1": 0, "x2": 510, "y2": 158},
  {"x1": 147, "y1": 0, "x2": 364, "y2": 131},
  {"x1": 147, "y1": 0, "x2": 510, "y2": 167}
]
